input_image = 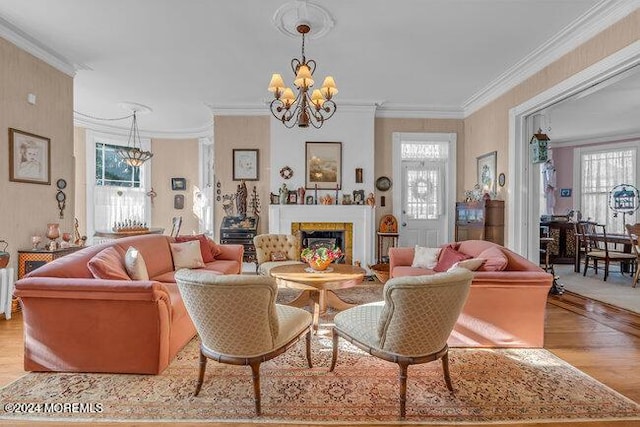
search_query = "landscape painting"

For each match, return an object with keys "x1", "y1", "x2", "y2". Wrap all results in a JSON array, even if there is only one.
[{"x1": 305, "y1": 142, "x2": 342, "y2": 189}]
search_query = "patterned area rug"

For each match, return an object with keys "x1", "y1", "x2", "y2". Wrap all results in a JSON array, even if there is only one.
[
  {"x1": 1, "y1": 285, "x2": 640, "y2": 424},
  {"x1": 2, "y1": 338, "x2": 640, "y2": 423}
]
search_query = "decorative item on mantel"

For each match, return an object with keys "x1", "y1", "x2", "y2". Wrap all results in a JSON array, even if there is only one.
[
  {"x1": 320, "y1": 194, "x2": 334, "y2": 205},
  {"x1": 366, "y1": 193, "x2": 375, "y2": 207},
  {"x1": 297, "y1": 187, "x2": 305, "y2": 204}
]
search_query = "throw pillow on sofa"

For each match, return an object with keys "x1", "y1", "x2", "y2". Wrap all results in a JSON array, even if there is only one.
[
  {"x1": 206, "y1": 237, "x2": 223, "y2": 259},
  {"x1": 175, "y1": 234, "x2": 215, "y2": 263},
  {"x1": 170, "y1": 240, "x2": 205, "y2": 269},
  {"x1": 476, "y1": 246, "x2": 509, "y2": 271},
  {"x1": 450, "y1": 258, "x2": 486, "y2": 271},
  {"x1": 411, "y1": 246, "x2": 442, "y2": 269},
  {"x1": 125, "y1": 247, "x2": 150, "y2": 280},
  {"x1": 88, "y1": 246, "x2": 131, "y2": 280},
  {"x1": 433, "y1": 246, "x2": 472, "y2": 272}
]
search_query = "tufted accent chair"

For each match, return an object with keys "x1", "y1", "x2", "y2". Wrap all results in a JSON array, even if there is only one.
[
  {"x1": 253, "y1": 234, "x2": 304, "y2": 276},
  {"x1": 329, "y1": 268, "x2": 473, "y2": 418},
  {"x1": 175, "y1": 269, "x2": 312, "y2": 416}
]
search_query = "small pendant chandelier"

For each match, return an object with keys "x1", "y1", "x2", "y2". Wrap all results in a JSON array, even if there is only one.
[
  {"x1": 116, "y1": 110, "x2": 153, "y2": 167},
  {"x1": 268, "y1": 23, "x2": 338, "y2": 129}
]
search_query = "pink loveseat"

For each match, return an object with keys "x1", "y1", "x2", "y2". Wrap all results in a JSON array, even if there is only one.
[
  {"x1": 389, "y1": 240, "x2": 553, "y2": 348},
  {"x1": 14, "y1": 234, "x2": 243, "y2": 374}
]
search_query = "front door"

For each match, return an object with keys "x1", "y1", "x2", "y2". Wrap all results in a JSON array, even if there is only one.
[
  {"x1": 399, "y1": 160, "x2": 447, "y2": 247},
  {"x1": 392, "y1": 133, "x2": 456, "y2": 248}
]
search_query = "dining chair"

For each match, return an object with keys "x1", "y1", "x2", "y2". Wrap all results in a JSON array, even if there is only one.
[
  {"x1": 175, "y1": 269, "x2": 313, "y2": 416},
  {"x1": 329, "y1": 268, "x2": 473, "y2": 418},
  {"x1": 583, "y1": 223, "x2": 636, "y2": 281},
  {"x1": 624, "y1": 223, "x2": 640, "y2": 288},
  {"x1": 170, "y1": 216, "x2": 182, "y2": 237}
]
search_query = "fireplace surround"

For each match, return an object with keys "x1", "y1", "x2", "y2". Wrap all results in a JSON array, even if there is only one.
[{"x1": 268, "y1": 205, "x2": 374, "y2": 271}]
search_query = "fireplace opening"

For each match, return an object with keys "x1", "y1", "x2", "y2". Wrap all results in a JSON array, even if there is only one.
[{"x1": 300, "y1": 230, "x2": 345, "y2": 264}]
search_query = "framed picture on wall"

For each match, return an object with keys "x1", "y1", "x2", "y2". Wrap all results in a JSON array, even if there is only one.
[
  {"x1": 477, "y1": 151, "x2": 497, "y2": 194},
  {"x1": 305, "y1": 142, "x2": 342, "y2": 189},
  {"x1": 8, "y1": 128, "x2": 51, "y2": 185},
  {"x1": 232, "y1": 149, "x2": 259, "y2": 181}
]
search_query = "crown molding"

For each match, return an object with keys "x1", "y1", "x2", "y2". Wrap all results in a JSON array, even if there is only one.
[
  {"x1": 205, "y1": 103, "x2": 269, "y2": 116},
  {"x1": 74, "y1": 115, "x2": 212, "y2": 139},
  {"x1": 549, "y1": 130, "x2": 640, "y2": 147},
  {"x1": 375, "y1": 104, "x2": 464, "y2": 119},
  {"x1": 0, "y1": 16, "x2": 76, "y2": 76},
  {"x1": 462, "y1": 0, "x2": 640, "y2": 116}
]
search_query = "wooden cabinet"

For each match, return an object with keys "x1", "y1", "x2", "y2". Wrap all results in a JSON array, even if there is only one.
[
  {"x1": 17, "y1": 246, "x2": 84, "y2": 279},
  {"x1": 219, "y1": 216, "x2": 258, "y2": 263},
  {"x1": 455, "y1": 200, "x2": 504, "y2": 245}
]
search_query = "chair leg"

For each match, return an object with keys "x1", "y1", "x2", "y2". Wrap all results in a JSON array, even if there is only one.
[
  {"x1": 305, "y1": 329, "x2": 313, "y2": 368},
  {"x1": 583, "y1": 255, "x2": 588, "y2": 276},
  {"x1": 329, "y1": 329, "x2": 339, "y2": 372},
  {"x1": 604, "y1": 260, "x2": 609, "y2": 281},
  {"x1": 250, "y1": 362, "x2": 262, "y2": 416},
  {"x1": 398, "y1": 362, "x2": 409, "y2": 418},
  {"x1": 633, "y1": 263, "x2": 640, "y2": 288},
  {"x1": 441, "y1": 352, "x2": 454, "y2": 392},
  {"x1": 194, "y1": 349, "x2": 207, "y2": 396}
]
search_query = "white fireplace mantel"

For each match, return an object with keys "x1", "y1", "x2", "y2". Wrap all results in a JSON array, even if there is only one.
[{"x1": 268, "y1": 205, "x2": 375, "y2": 270}]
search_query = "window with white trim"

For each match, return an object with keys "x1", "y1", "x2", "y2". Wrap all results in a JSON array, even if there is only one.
[{"x1": 579, "y1": 145, "x2": 637, "y2": 234}]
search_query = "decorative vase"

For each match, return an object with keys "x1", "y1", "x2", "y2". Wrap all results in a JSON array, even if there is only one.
[
  {"x1": 31, "y1": 235, "x2": 42, "y2": 250},
  {"x1": 0, "y1": 240, "x2": 9, "y2": 268},
  {"x1": 308, "y1": 258, "x2": 332, "y2": 271},
  {"x1": 46, "y1": 223, "x2": 60, "y2": 241}
]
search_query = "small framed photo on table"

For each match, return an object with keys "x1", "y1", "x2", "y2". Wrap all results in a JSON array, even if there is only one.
[{"x1": 233, "y1": 149, "x2": 259, "y2": 181}]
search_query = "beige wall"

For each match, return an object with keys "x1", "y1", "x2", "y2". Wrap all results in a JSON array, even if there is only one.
[
  {"x1": 374, "y1": 118, "x2": 465, "y2": 229},
  {"x1": 151, "y1": 137, "x2": 201, "y2": 234},
  {"x1": 213, "y1": 116, "x2": 270, "y2": 238},
  {"x1": 464, "y1": 10, "x2": 640, "y2": 241},
  {"x1": 0, "y1": 37, "x2": 74, "y2": 267}
]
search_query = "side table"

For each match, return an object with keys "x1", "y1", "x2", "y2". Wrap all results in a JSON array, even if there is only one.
[
  {"x1": 17, "y1": 246, "x2": 84, "y2": 279},
  {"x1": 377, "y1": 232, "x2": 399, "y2": 263}
]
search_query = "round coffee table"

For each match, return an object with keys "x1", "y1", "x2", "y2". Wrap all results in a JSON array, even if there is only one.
[{"x1": 270, "y1": 263, "x2": 366, "y2": 332}]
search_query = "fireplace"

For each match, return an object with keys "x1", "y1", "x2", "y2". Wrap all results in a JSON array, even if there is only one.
[
  {"x1": 268, "y1": 205, "x2": 374, "y2": 271},
  {"x1": 292, "y1": 222, "x2": 352, "y2": 264}
]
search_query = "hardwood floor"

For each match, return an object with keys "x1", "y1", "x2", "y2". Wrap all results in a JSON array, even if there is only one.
[{"x1": 1, "y1": 296, "x2": 640, "y2": 427}]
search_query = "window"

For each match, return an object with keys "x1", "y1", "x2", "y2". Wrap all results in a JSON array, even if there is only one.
[
  {"x1": 401, "y1": 142, "x2": 447, "y2": 220},
  {"x1": 86, "y1": 131, "x2": 151, "y2": 241},
  {"x1": 95, "y1": 143, "x2": 141, "y2": 187},
  {"x1": 578, "y1": 145, "x2": 637, "y2": 234}
]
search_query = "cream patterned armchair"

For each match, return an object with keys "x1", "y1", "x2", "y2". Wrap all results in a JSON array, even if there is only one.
[
  {"x1": 175, "y1": 269, "x2": 312, "y2": 416},
  {"x1": 253, "y1": 234, "x2": 304, "y2": 276},
  {"x1": 329, "y1": 268, "x2": 473, "y2": 418}
]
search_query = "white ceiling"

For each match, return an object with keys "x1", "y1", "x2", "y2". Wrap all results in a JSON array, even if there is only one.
[{"x1": 1, "y1": 0, "x2": 634, "y2": 138}]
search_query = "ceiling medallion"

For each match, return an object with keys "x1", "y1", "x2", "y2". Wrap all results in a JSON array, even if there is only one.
[{"x1": 272, "y1": 1, "x2": 335, "y2": 40}]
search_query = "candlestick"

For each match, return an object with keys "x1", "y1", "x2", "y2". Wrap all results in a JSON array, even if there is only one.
[
  {"x1": 314, "y1": 184, "x2": 318, "y2": 205},
  {"x1": 335, "y1": 185, "x2": 339, "y2": 204}
]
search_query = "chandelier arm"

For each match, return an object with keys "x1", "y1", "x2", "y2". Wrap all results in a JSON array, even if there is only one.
[{"x1": 291, "y1": 58, "x2": 302, "y2": 76}]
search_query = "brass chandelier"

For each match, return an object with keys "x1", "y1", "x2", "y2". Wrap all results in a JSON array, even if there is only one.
[
  {"x1": 268, "y1": 23, "x2": 338, "y2": 128},
  {"x1": 116, "y1": 110, "x2": 153, "y2": 167}
]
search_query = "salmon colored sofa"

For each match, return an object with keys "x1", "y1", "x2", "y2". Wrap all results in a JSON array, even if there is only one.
[
  {"x1": 389, "y1": 240, "x2": 553, "y2": 348},
  {"x1": 14, "y1": 234, "x2": 243, "y2": 375}
]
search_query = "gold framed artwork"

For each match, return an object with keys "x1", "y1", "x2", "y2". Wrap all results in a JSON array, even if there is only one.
[
  {"x1": 9, "y1": 128, "x2": 51, "y2": 185},
  {"x1": 305, "y1": 141, "x2": 341, "y2": 189}
]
